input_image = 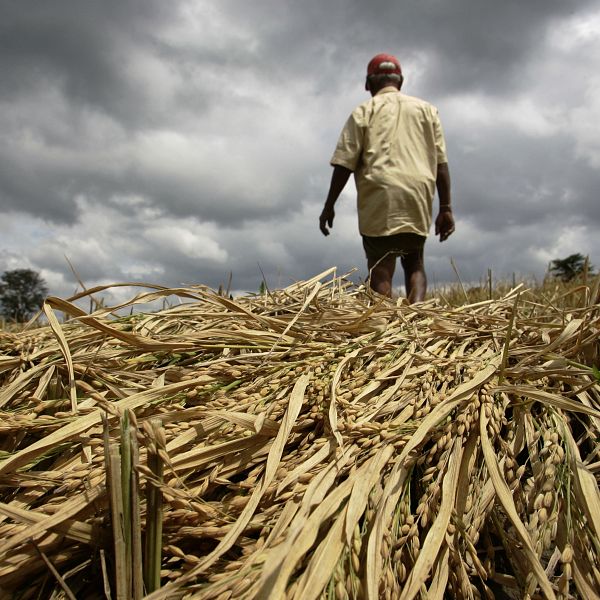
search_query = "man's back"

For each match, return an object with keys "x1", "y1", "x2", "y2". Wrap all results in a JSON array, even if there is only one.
[{"x1": 331, "y1": 88, "x2": 447, "y2": 237}]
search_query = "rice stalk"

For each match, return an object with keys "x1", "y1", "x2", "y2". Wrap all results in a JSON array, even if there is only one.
[
  {"x1": 144, "y1": 419, "x2": 165, "y2": 594},
  {"x1": 0, "y1": 272, "x2": 598, "y2": 598},
  {"x1": 31, "y1": 542, "x2": 77, "y2": 600}
]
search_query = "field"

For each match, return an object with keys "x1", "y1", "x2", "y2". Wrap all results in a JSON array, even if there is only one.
[{"x1": 0, "y1": 268, "x2": 599, "y2": 599}]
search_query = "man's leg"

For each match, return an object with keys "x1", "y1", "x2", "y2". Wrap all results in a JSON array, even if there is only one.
[
  {"x1": 400, "y1": 250, "x2": 427, "y2": 303},
  {"x1": 368, "y1": 254, "x2": 396, "y2": 297}
]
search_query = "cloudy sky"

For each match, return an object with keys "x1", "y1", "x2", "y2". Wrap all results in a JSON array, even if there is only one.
[{"x1": 1, "y1": 0, "x2": 599, "y2": 303}]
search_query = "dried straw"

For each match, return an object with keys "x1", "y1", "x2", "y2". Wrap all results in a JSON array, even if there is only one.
[{"x1": 0, "y1": 269, "x2": 599, "y2": 599}]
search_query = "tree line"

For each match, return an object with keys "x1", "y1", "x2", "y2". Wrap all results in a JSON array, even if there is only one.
[{"x1": 0, "y1": 254, "x2": 595, "y2": 323}]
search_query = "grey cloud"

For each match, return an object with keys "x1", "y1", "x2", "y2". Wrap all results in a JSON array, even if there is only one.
[
  {"x1": 0, "y1": 0, "x2": 174, "y2": 122},
  {"x1": 449, "y1": 125, "x2": 600, "y2": 233},
  {"x1": 1, "y1": 0, "x2": 599, "y2": 300},
  {"x1": 0, "y1": 149, "x2": 79, "y2": 223},
  {"x1": 205, "y1": 0, "x2": 598, "y2": 97},
  {"x1": 337, "y1": 0, "x2": 600, "y2": 95}
]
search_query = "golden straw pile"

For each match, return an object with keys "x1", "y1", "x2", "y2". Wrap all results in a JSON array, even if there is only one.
[{"x1": 1, "y1": 268, "x2": 599, "y2": 599}]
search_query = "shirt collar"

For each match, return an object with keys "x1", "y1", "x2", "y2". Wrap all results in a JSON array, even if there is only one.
[{"x1": 375, "y1": 86, "x2": 400, "y2": 96}]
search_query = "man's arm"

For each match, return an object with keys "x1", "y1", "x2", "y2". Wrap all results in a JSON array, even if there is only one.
[
  {"x1": 319, "y1": 165, "x2": 352, "y2": 236},
  {"x1": 434, "y1": 162, "x2": 455, "y2": 242}
]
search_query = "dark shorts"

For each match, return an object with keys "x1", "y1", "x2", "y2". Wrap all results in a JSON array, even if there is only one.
[{"x1": 362, "y1": 232, "x2": 426, "y2": 262}]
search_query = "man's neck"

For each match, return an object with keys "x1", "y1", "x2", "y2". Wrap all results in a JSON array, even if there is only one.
[
  {"x1": 370, "y1": 85, "x2": 400, "y2": 97},
  {"x1": 376, "y1": 85, "x2": 400, "y2": 95}
]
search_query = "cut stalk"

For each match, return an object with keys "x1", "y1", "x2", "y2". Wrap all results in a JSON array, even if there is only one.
[
  {"x1": 120, "y1": 411, "x2": 132, "y2": 594},
  {"x1": 144, "y1": 419, "x2": 164, "y2": 594},
  {"x1": 129, "y1": 413, "x2": 144, "y2": 600},
  {"x1": 109, "y1": 443, "x2": 128, "y2": 599}
]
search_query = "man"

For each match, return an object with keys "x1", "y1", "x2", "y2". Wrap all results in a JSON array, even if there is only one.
[{"x1": 319, "y1": 53, "x2": 455, "y2": 303}]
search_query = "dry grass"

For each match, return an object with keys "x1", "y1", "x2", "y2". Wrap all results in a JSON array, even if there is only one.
[{"x1": 0, "y1": 267, "x2": 599, "y2": 599}]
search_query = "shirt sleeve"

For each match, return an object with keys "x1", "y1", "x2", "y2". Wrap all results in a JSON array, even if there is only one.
[
  {"x1": 432, "y1": 108, "x2": 448, "y2": 164},
  {"x1": 330, "y1": 111, "x2": 364, "y2": 171}
]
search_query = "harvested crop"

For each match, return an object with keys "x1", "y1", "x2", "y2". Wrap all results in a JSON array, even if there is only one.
[{"x1": 0, "y1": 269, "x2": 599, "y2": 599}]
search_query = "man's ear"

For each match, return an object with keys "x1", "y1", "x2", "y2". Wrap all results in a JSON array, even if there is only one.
[
  {"x1": 365, "y1": 76, "x2": 370, "y2": 92},
  {"x1": 398, "y1": 75, "x2": 404, "y2": 90}
]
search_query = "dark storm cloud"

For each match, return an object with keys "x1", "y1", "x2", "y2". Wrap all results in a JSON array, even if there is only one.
[
  {"x1": 356, "y1": 0, "x2": 593, "y2": 94},
  {"x1": 0, "y1": 0, "x2": 175, "y2": 121},
  {"x1": 0, "y1": 0, "x2": 327, "y2": 226},
  {"x1": 0, "y1": 0, "x2": 172, "y2": 222},
  {"x1": 450, "y1": 127, "x2": 600, "y2": 232},
  {"x1": 208, "y1": 0, "x2": 598, "y2": 95},
  {"x1": 0, "y1": 0, "x2": 599, "y2": 298}
]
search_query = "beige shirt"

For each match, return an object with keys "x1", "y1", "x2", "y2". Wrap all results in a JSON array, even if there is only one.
[{"x1": 330, "y1": 88, "x2": 447, "y2": 237}]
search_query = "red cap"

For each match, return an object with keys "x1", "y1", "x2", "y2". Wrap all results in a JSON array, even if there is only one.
[{"x1": 367, "y1": 53, "x2": 402, "y2": 77}]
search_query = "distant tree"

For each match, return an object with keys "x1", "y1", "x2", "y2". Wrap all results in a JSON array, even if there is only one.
[
  {"x1": 0, "y1": 269, "x2": 49, "y2": 322},
  {"x1": 549, "y1": 253, "x2": 594, "y2": 282}
]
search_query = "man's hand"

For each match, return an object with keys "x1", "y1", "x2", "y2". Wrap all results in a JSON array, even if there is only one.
[
  {"x1": 435, "y1": 210, "x2": 455, "y2": 241},
  {"x1": 435, "y1": 163, "x2": 454, "y2": 241},
  {"x1": 320, "y1": 165, "x2": 352, "y2": 237},
  {"x1": 319, "y1": 205, "x2": 335, "y2": 236}
]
